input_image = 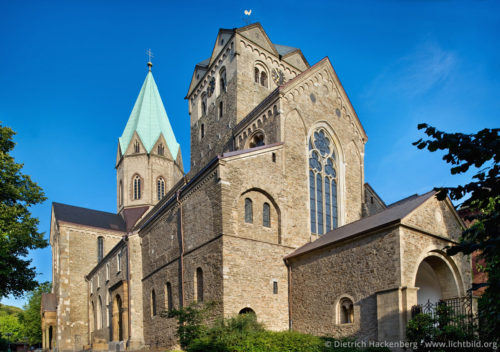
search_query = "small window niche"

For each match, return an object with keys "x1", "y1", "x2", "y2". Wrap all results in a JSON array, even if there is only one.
[{"x1": 338, "y1": 297, "x2": 354, "y2": 324}]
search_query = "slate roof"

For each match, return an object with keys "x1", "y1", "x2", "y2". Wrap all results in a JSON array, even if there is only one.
[
  {"x1": 52, "y1": 202, "x2": 126, "y2": 232},
  {"x1": 274, "y1": 43, "x2": 298, "y2": 56},
  {"x1": 41, "y1": 293, "x2": 57, "y2": 312},
  {"x1": 196, "y1": 58, "x2": 210, "y2": 67},
  {"x1": 118, "y1": 70, "x2": 180, "y2": 157},
  {"x1": 285, "y1": 191, "x2": 436, "y2": 260}
]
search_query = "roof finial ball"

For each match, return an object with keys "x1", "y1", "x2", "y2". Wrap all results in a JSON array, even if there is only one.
[{"x1": 146, "y1": 48, "x2": 154, "y2": 71}]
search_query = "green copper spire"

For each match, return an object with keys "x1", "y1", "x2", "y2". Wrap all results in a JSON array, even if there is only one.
[{"x1": 119, "y1": 69, "x2": 180, "y2": 159}]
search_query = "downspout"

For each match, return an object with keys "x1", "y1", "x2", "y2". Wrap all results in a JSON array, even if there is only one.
[
  {"x1": 125, "y1": 235, "x2": 132, "y2": 345},
  {"x1": 86, "y1": 278, "x2": 90, "y2": 347},
  {"x1": 284, "y1": 258, "x2": 293, "y2": 331},
  {"x1": 177, "y1": 176, "x2": 188, "y2": 307}
]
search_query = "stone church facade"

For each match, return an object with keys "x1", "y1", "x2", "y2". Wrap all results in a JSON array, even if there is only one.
[{"x1": 41, "y1": 23, "x2": 471, "y2": 351}]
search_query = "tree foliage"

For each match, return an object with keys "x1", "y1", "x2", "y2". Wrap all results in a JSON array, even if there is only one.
[
  {"x1": 20, "y1": 282, "x2": 51, "y2": 345},
  {"x1": 0, "y1": 304, "x2": 24, "y2": 348},
  {"x1": 0, "y1": 123, "x2": 47, "y2": 298},
  {"x1": 414, "y1": 124, "x2": 499, "y2": 342}
]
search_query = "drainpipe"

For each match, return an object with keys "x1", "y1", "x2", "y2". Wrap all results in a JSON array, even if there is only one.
[
  {"x1": 177, "y1": 177, "x2": 188, "y2": 307},
  {"x1": 284, "y1": 258, "x2": 293, "y2": 331},
  {"x1": 125, "y1": 235, "x2": 132, "y2": 346}
]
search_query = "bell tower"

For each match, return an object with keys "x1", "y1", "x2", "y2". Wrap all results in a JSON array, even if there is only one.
[{"x1": 116, "y1": 62, "x2": 184, "y2": 216}]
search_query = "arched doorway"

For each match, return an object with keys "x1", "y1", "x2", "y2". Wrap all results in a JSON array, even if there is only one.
[
  {"x1": 112, "y1": 294, "x2": 123, "y2": 341},
  {"x1": 239, "y1": 307, "x2": 256, "y2": 316},
  {"x1": 48, "y1": 326, "x2": 53, "y2": 350},
  {"x1": 415, "y1": 255, "x2": 461, "y2": 305}
]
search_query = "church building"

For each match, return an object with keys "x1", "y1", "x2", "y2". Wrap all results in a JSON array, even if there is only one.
[{"x1": 41, "y1": 23, "x2": 471, "y2": 351}]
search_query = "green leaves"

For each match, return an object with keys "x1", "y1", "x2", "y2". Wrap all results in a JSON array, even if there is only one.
[
  {"x1": 20, "y1": 282, "x2": 51, "y2": 345},
  {"x1": 0, "y1": 123, "x2": 47, "y2": 298},
  {"x1": 414, "y1": 123, "x2": 500, "y2": 343}
]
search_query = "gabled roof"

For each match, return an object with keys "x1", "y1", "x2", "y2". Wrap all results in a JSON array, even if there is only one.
[
  {"x1": 274, "y1": 44, "x2": 298, "y2": 56},
  {"x1": 52, "y1": 202, "x2": 126, "y2": 232},
  {"x1": 119, "y1": 70, "x2": 180, "y2": 158},
  {"x1": 196, "y1": 58, "x2": 210, "y2": 67},
  {"x1": 285, "y1": 191, "x2": 437, "y2": 260},
  {"x1": 186, "y1": 22, "x2": 307, "y2": 99}
]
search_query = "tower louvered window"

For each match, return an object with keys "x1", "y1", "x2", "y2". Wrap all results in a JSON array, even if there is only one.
[
  {"x1": 133, "y1": 175, "x2": 141, "y2": 200},
  {"x1": 157, "y1": 177, "x2": 165, "y2": 200},
  {"x1": 309, "y1": 129, "x2": 338, "y2": 235},
  {"x1": 97, "y1": 236, "x2": 104, "y2": 262}
]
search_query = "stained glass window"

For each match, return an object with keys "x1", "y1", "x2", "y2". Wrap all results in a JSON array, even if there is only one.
[{"x1": 309, "y1": 128, "x2": 338, "y2": 235}]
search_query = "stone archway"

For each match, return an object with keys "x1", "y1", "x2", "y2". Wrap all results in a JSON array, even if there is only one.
[
  {"x1": 48, "y1": 326, "x2": 53, "y2": 350},
  {"x1": 239, "y1": 307, "x2": 256, "y2": 316},
  {"x1": 415, "y1": 254, "x2": 461, "y2": 305},
  {"x1": 112, "y1": 294, "x2": 123, "y2": 341}
]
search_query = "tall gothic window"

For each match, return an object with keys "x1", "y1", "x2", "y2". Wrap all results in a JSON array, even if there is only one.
[
  {"x1": 309, "y1": 129, "x2": 338, "y2": 235},
  {"x1": 244, "y1": 198, "x2": 253, "y2": 224},
  {"x1": 158, "y1": 143, "x2": 164, "y2": 156},
  {"x1": 97, "y1": 236, "x2": 104, "y2": 262},
  {"x1": 157, "y1": 177, "x2": 165, "y2": 200},
  {"x1": 133, "y1": 175, "x2": 141, "y2": 200},
  {"x1": 134, "y1": 141, "x2": 140, "y2": 153}
]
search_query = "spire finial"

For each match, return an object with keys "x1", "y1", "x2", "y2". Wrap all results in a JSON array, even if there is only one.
[{"x1": 146, "y1": 48, "x2": 154, "y2": 71}]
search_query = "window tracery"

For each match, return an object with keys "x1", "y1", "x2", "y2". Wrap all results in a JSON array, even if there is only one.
[{"x1": 309, "y1": 129, "x2": 338, "y2": 235}]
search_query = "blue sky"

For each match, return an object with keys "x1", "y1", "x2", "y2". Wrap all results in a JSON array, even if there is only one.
[{"x1": 1, "y1": 0, "x2": 498, "y2": 307}]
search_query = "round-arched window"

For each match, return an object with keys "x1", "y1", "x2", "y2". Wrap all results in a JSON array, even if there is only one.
[{"x1": 338, "y1": 297, "x2": 354, "y2": 324}]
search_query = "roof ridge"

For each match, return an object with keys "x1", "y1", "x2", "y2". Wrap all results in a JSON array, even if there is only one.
[
  {"x1": 52, "y1": 201, "x2": 118, "y2": 216},
  {"x1": 284, "y1": 190, "x2": 436, "y2": 260}
]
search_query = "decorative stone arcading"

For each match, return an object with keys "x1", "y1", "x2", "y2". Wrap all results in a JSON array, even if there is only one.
[
  {"x1": 282, "y1": 65, "x2": 365, "y2": 144},
  {"x1": 239, "y1": 38, "x2": 299, "y2": 76},
  {"x1": 192, "y1": 42, "x2": 234, "y2": 100}
]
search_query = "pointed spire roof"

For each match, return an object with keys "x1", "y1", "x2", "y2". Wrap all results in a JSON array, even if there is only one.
[{"x1": 119, "y1": 69, "x2": 180, "y2": 158}]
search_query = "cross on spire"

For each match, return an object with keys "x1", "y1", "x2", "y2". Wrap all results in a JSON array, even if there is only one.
[{"x1": 146, "y1": 49, "x2": 154, "y2": 71}]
